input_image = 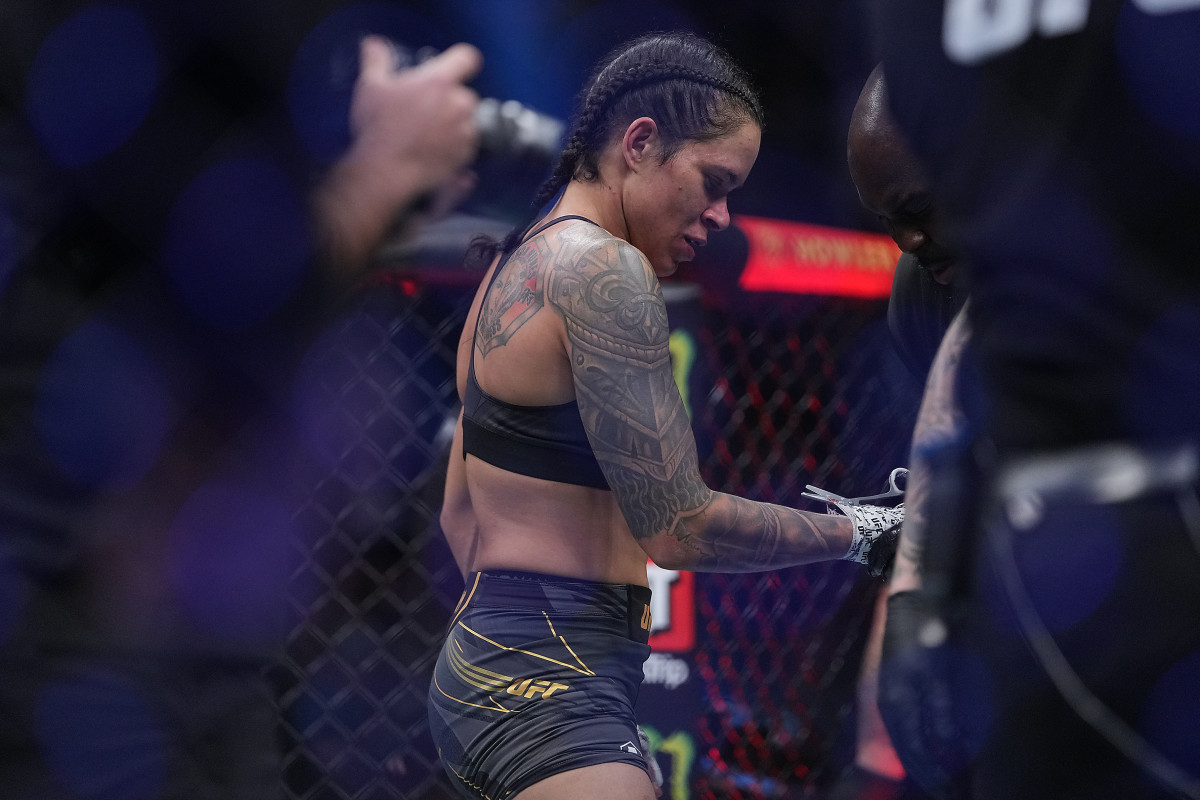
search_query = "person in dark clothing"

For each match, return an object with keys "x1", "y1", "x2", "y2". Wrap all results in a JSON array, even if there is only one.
[
  {"x1": 823, "y1": 64, "x2": 969, "y2": 800},
  {"x1": 0, "y1": 3, "x2": 481, "y2": 797},
  {"x1": 872, "y1": 2, "x2": 1200, "y2": 798},
  {"x1": 886, "y1": 254, "x2": 964, "y2": 384}
]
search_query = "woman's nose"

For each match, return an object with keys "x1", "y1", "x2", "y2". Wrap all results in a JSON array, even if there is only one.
[{"x1": 702, "y1": 199, "x2": 730, "y2": 232}]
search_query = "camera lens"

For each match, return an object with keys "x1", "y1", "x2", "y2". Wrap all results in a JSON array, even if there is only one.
[{"x1": 474, "y1": 97, "x2": 564, "y2": 165}]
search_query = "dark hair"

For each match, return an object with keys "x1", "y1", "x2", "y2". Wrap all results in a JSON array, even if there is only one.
[{"x1": 466, "y1": 31, "x2": 763, "y2": 268}]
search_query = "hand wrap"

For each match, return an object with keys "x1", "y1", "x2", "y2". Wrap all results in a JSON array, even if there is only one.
[{"x1": 838, "y1": 502, "x2": 903, "y2": 578}]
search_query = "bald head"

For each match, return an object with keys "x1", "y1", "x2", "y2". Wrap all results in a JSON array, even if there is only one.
[
  {"x1": 847, "y1": 65, "x2": 908, "y2": 184},
  {"x1": 848, "y1": 65, "x2": 959, "y2": 285},
  {"x1": 849, "y1": 65, "x2": 890, "y2": 147}
]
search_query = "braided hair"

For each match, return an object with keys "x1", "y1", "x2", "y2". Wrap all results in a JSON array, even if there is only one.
[{"x1": 466, "y1": 31, "x2": 763, "y2": 268}]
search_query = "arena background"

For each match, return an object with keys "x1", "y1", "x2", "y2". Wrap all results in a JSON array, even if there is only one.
[{"x1": 270, "y1": 2, "x2": 924, "y2": 798}]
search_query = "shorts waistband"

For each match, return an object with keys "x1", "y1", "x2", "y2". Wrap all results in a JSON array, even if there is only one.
[
  {"x1": 456, "y1": 570, "x2": 653, "y2": 643},
  {"x1": 473, "y1": 569, "x2": 650, "y2": 607}
]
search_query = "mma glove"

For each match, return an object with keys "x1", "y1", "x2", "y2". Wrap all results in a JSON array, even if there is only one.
[
  {"x1": 878, "y1": 589, "x2": 976, "y2": 800},
  {"x1": 836, "y1": 502, "x2": 903, "y2": 578}
]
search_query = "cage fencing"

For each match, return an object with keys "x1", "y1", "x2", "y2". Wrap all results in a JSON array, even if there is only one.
[{"x1": 273, "y1": 270, "x2": 920, "y2": 800}]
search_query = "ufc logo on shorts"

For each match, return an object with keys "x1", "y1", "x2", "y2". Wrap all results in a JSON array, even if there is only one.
[{"x1": 506, "y1": 678, "x2": 569, "y2": 699}]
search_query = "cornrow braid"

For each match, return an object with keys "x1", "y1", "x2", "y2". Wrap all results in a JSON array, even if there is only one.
[
  {"x1": 589, "y1": 63, "x2": 759, "y2": 122},
  {"x1": 466, "y1": 31, "x2": 762, "y2": 269}
]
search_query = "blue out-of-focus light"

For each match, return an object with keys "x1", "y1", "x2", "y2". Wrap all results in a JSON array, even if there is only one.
[
  {"x1": 25, "y1": 6, "x2": 159, "y2": 167},
  {"x1": 1123, "y1": 302, "x2": 1200, "y2": 443},
  {"x1": 1117, "y1": 4, "x2": 1200, "y2": 141},
  {"x1": 162, "y1": 157, "x2": 311, "y2": 331},
  {"x1": 168, "y1": 483, "x2": 294, "y2": 644},
  {"x1": 1140, "y1": 648, "x2": 1200, "y2": 777},
  {"x1": 34, "y1": 669, "x2": 167, "y2": 800},
  {"x1": 35, "y1": 319, "x2": 170, "y2": 490},
  {"x1": 1002, "y1": 503, "x2": 1125, "y2": 634}
]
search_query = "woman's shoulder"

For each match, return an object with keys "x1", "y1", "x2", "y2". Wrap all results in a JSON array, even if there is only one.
[{"x1": 548, "y1": 221, "x2": 650, "y2": 276}]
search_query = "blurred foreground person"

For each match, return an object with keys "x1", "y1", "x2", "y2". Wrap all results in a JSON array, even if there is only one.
[
  {"x1": 0, "y1": 2, "x2": 480, "y2": 797},
  {"x1": 826, "y1": 64, "x2": 970, "y2": 800},
  {"x1": 873, "y1": 1, "x2": 1200, "y2": 798}
]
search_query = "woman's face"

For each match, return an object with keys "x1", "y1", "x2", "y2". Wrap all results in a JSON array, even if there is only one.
[{"x1": 625, "y1": 119, "x2": 761, "y2": 277}]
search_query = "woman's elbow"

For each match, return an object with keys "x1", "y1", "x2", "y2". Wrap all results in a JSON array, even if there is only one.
[{"x1": 639, "y1": 535, "x2": 698, "y2": 571}]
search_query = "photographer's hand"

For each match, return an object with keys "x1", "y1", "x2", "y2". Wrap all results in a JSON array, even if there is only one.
[{"x1": 315, "y1": 37, "x2": 483, "y2": 273}]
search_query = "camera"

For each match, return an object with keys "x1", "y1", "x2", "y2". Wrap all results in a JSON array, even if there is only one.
[
  {"x1": 393, "y1": 43, "x2": 564, "y2": 169},
  {"x1": 388, "y1": 42, "x2": 565, "y2": 218},
  {"x1": 472, "y1": 96, "x2": 564, "y2": 167}
]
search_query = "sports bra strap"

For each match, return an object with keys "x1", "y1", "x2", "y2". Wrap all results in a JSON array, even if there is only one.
[
  {"x1": 522, "y1": 214, "x2": 599, "y2": 242},
  {"x1": 470, "y1": 215, "x2": 601, "y2": 372}
]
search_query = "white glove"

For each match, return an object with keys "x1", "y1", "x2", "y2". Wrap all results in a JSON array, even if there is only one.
[{"x1": 838, "y1": 502, "x2": 904, "y2": 578}]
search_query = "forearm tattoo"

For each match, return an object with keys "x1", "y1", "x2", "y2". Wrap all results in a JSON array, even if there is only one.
[
  {"x1": 675, "y1": 499, "x2": 835, "y2": 569},
  {"x1": 895, "y1": 305, "x2": 972, "y2": 586}
]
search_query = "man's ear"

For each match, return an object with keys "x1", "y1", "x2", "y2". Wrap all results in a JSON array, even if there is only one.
[{"x1": 621, "y1": 117, "x2": 659, "y2": 172}]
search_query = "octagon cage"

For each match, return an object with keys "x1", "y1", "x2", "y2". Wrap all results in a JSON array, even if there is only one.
[{"x1": 271, "y1": 241, "x2": 922, "y2": 800}]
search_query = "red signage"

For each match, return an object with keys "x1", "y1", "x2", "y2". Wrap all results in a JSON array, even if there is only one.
[
  {"x1": 647, "y1": 565, "x2": 695, "y2": 652},
  {"x1": 736, "y1": 214, "x2": 900, "y2": 298}
]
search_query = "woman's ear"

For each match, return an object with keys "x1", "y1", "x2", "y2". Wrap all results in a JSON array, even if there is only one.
[{"x1": 621, "y1": 117, "x2": 659, "y2": 172}]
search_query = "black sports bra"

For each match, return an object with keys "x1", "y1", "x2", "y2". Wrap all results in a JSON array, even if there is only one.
[{"x1": 461, "y1": 215, "x2": 611, "y2": 490}]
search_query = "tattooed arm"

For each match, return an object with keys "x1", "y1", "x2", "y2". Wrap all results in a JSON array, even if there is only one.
[
  {"x1": 888, "y1": 301, "x2": 972, "y2": 594},
  {"x1": 548, "y1": 234, "x2": 857, "y2": 572}
]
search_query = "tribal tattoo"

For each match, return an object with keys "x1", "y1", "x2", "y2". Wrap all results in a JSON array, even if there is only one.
[
  {"x1": 545, "y1": 234, "x2": 841, "y2": 569},
  {"x1": 547, "y1": 237, "x2": 708, "y2": 538},
  {"x1": 475, "y1": 236, "x2": 551, "y2": 356}
]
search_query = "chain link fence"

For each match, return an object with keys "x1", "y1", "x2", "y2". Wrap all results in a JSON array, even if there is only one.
[
  {"x1": 273, "y1": 272, "x2": 920, "y2": 800},
  {"x1": 685, "y1": 292, "x2": 917, "y2": 799}
]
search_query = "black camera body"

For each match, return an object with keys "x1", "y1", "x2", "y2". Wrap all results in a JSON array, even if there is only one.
[
  {"x1": 393, "y1": 43, "x2": 563, "y2": 167},
  {"x1": 390, "y1": 42, "x2": 564, "y2": 218}
]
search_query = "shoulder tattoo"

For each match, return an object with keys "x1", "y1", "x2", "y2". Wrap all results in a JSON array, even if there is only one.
[
  {"x1": 475, "y1": 236, "x2": 551, "y2": 356},
  {"x1": 548, "y1": 238, "x2": 707, "y2": 538}
]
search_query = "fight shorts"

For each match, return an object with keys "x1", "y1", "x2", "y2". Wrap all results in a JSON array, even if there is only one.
[{"x1": 428, "y1": 570, "x2": 653, "y2": 800}]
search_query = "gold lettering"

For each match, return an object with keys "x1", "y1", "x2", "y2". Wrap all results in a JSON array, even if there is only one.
[
  {"x1": 525, "y1": 680, "x2": 552, "y2": 699},
  {"x1": 505, "y1": 677, "x2": 571, "y2": 700}
]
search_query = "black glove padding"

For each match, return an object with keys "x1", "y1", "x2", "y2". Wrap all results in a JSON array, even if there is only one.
[
  {"x1": 867, "y1": 521, "x2": 901, "y2": 579},
  {"x1": 878, "y1": 590, "x2": 979, "y2": 800}
]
